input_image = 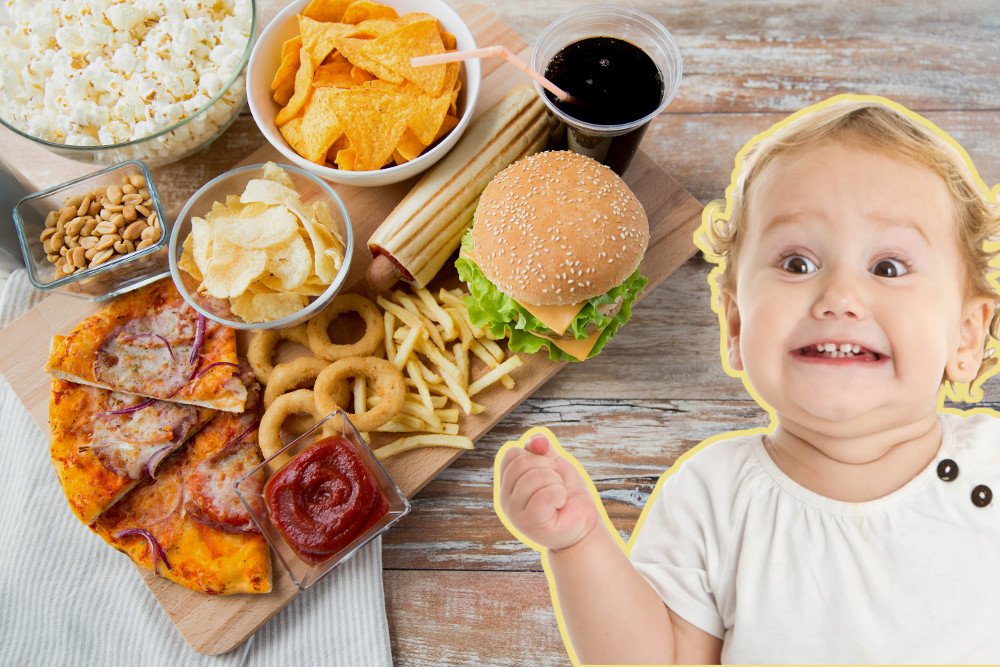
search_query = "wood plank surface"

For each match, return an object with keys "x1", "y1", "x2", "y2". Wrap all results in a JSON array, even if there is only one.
[
  {"x1": 0, "y1": 2, "x2": 702, "y2": 657},
  {"x1": 2, "y1": 0, "x2": 998, "y2": 664}
]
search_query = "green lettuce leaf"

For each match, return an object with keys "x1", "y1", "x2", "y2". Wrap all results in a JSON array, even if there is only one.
[{"x1": 455, "y1": 231, "x2": 647, "y2": 362}]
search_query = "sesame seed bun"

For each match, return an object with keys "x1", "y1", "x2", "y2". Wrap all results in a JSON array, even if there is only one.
[{"x1": 470, "y1": 150, "x2": 649, "y2": 306}]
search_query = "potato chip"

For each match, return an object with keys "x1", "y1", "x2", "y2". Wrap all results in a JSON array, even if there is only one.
[
  {"x1": 190, "y1": 216, "x2": 213, "y2": 270},
  {"x1": 231, "y1": 291, "x2": 308, "y2": 323},
  {"x1": 265, "y1": 233, "x2": 312, "y2": 291},
  {"x1": 240, "y1": 178, "x2": 297, "y2": 207},
  {"x1": 302, "y1": 0, "x2": 354, "y2": 22},
  {"x1": 179, "y1": 163, "x2": 346, "y2": 322},
  {"x1": 364, "y1": 19, "x2": 446, "y2": 95},
  {"x1": 341, "y1": 1, "x2": 398, "y2": 24},
  {"x1": 213, "y1": 206, "x2": 299, "y2": 249},
  {"x1": 178, "y1": 234, "x2": 203, "y2": 280},
  {"x1": 262, "y1": 162, "x2": 296, "y2": 189},
  {"x1": 202, "y1": 238, "x2": 268, "y2": 299}
]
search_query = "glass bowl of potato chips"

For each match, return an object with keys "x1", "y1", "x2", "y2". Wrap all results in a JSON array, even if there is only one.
[
  {"x1": 168, "y1": 161, "x2": 354, "y2": 329},
  {"x1": 245, "y1": 0, "x2": 481, "y2": 187}
]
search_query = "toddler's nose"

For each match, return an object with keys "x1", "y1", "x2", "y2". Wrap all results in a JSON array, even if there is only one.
[{"x1": 811, "y1": 266, "x2": 868, "y2": 320}]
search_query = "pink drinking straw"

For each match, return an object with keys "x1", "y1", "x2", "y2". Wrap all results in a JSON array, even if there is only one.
[{"x1": 410, "y1": 45, "x2": 572, "y2": 102}]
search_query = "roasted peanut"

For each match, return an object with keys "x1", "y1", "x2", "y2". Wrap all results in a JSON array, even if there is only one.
[
  {"x1": 136, "y1": 238, "x2": 156, "y2": 251},
  {"x1": 94, "y1": 220, "x2": 117, "y2": 236},
  {"x1": 70, "y1": 247, "x2": 87, "y2": 269},
  {"x1": 106, "y1": 184, "x2": 124, "y2": 205},
  {"x1": 128, "y1": 174, "x2": 145, "y2": 188},
  {"x1": 90, "y1": 248, "x2": 115, "y2": 267},
  {"x1": 123, "y1": 220, "x2": 147, "y2": 241}
]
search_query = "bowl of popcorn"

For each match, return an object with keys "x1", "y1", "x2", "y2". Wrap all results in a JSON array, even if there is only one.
[
  {"x1": 168, "y1": 161, "x2": 354, "y2": 329},
  {"x1": 0, "y1": 0, "x2": 257, "y2": 167},
  {"x1": 245, "y1": 0, "x2": 481, "y2": 187}
]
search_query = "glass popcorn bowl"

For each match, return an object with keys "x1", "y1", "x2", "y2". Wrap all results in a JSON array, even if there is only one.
[
  {"x1": 14, "y1": 160, "x2": 170, "y2": 301},
  {"x1": 167, "y1": 162, "x2": 355, "y2": 330},
  {"x1": 236, "y1": 409, "x2": 410, "y2": 590},
  {"x1": 0, "y1": 1, "x2": 257, "y2": 167}
]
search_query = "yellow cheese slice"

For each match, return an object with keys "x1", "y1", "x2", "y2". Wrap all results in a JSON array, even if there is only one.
[
  {"x1": 520, "y1": 301, "x2": 587, "y2": 336},
  {"x1": 535, "y1": 330, "x2": 603, "y2": 361}
]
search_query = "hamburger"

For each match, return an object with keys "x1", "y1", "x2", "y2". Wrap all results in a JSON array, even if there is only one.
[{"x1": 456, "y1": 150, "x2": 649, "y2": 362}]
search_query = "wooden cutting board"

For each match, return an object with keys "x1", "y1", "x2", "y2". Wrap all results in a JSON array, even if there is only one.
[{"x1": 0, "y1": 3, "x2": 703, "y2": 655}]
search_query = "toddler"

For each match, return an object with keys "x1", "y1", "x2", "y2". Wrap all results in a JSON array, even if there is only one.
[{"x1": 496, "y1": 96, "x2": 1000, "y2": 664}]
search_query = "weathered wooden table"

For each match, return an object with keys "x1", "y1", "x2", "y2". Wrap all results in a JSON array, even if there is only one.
[{"x1": 3, "y1": 1, "x2": 998, "y2": 663}]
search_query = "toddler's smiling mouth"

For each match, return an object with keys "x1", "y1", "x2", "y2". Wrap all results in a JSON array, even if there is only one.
[{"x1": 794, "y1": 342, "x2": 887, "y2": 363}]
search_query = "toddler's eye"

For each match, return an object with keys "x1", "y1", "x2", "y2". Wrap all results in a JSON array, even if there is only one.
[
  {"x1": 871, "y1": 258, "x2": 909, "y2": 278},
  {"x1": 780, "y1": 255, "x2": 817, "y2": 274}
]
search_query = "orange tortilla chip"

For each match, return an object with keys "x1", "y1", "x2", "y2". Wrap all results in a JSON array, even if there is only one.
[
  {"x1": 313, "y1": 58, "x2": 356, "y2": 88},
  {"x1": 347, "y1": 18, "x2": 402, "y2": 38},
  {"x1": 440, "y1": 27, "x2": 456, "y2": 51},
  {"x1": 334, "y1": 36, "x2": 403, "y2": 83},
  {"x1": 299, "y1": 15, "x2": 351, "y2": 64},
  {"x1": 364, "y1": 19, "x2": 446, "y2": 95},
  {"x1": 271, "y1": 35, "x2": 302, "y2": 91},
  {"x1": 406, "y1": 61, "x2": 459, "y2": 145},
  {"x1": 274, "y1": 75, "x2": 296, "y2": 107},
  {"x1": 301, "y1": 0, "x2": 353, "y2": 22},
  {"x1": 350, "y1": 66, "x2": 377, "y2": 84},
  {"x1": 434, "y1": 114, "x2": 459, "y2": 141},
  {"x1": 327, "y1": 88, "x2": 416, "y2": 170},
  {"x1": 279, "y1": 88, "x2": 345, "y2": 164},
  {"x1": 341, "y1": 1, "x2": 398, "y2": 24},
  {"x1": 395, "y1": 128, "x2": 426, "y2": 162},
  {"x1": 335, "y1": 148, "x2": 357, "y2": 171},
  {"x1": 392, "y1": 148, "x2": 409, "y2": 165},
  {"x1": 275, "y1": 47, "x2": 317, "y2": 126}
]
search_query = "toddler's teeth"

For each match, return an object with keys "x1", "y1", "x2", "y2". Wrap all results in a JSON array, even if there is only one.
[
  {"x1": 852, "y1": 344, "x2": 861, "y2": 354},
  {"x1": 839, "y1": 343, "x2": 852, "y2": 353}
]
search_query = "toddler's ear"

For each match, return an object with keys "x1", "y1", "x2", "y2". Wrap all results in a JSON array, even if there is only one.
[
  {"x1": 721, "y1": 290, "x2": 744, "y2": 371},
  {"x1": 947, "y1": 296, "x2": 995, "y2": 381}
]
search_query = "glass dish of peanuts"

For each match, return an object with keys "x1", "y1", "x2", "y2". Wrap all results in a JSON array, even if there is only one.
[{"x1": 13, "y1": 160, "x2": 170, "y2": 301}]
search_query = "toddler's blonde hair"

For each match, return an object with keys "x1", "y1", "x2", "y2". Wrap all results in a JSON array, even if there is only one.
[{"x1": 698, "y1": 96, "x2": 1000, "y2": 399}]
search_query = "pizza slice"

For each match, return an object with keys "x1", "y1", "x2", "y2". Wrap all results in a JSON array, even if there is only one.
[
  {"x1": 91, "y1": 379, "x2": 272, "y2": 595},
  {"x1": 45, "y1": 277, "x2": 247, "y2": 413},
  {"x1": 50, "y1": 379, "x2": 216, "y2": 524}
]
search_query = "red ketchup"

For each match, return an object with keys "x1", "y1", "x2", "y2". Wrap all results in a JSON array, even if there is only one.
[{"x1": 265, "y1": 436, "x2": 389, "y2": 565}]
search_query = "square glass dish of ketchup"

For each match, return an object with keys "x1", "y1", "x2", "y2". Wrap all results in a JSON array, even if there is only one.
[{"x1": 236, "y1": 410, "x2": 409, "y2": 590}]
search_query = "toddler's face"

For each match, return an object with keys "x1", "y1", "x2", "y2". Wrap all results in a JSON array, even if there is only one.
[{"x1": 726, "y1": 139, "x2": 975, "y2": 436}]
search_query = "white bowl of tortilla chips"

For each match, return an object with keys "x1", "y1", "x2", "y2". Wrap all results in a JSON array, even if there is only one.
[
  {"x1": 246, "y1": 0, "x2": 481, "y2": 186},
  {"x1": 168, "y1": 162, "x2": 354, "y2": 329}
]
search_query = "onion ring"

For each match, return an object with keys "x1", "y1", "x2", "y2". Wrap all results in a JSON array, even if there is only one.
[
  {"x1": 264, "y1": 357, "x2": 349, "y2": 434},
  {"x1": 314, "y1": 357, "x2": 405, "y2": 432},
  {"x1": 247, "y1": 325, "x2": 314, "y2": 384},
  {"x1": 306, "y1": 294, "x2": 385, "y2": 362},
  {"x1": 258, "y1": 389, "x2": 323, "y2": 459}
]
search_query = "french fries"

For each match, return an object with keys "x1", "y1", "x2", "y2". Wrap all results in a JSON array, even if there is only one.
[
  {"x1": 374, "y1": 434, "x2": 474, "y2": 461},
  {"x1": 369, "y1": 284, "x2": 523, "y2": 458}
]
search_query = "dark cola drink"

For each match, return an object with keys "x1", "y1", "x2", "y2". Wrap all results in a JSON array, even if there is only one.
[{"x1": 543, "y1": 36, "x2": 664, "y2": 175}]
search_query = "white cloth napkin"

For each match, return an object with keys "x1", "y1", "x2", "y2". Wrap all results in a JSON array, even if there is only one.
[{"x1": 0, "y1": 269, "x2": 393, "y2": 666}]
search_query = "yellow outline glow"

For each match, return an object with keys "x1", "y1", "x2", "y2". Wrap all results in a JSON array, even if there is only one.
[{"x1": 492, "y1": 95, "x2": 1000, "y2": 665}]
